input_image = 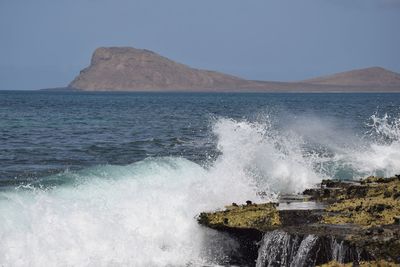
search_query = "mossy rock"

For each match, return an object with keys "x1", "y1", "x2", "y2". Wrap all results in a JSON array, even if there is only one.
[
  {"x1": 318, "y1": 260, "x2": 399, "y2": 267},
  {"x1": 361, "y1": 175, "x2": 400, "y2": 185},
  {"x1": 198, "y1": 203, "x2": 280, "y2": 232},
  {"x1": 197, "y1": 176, "x2": 400, "y2": 265},
  {"x1": 322, "y1": 176, "x2": 400, "y2": 226}
]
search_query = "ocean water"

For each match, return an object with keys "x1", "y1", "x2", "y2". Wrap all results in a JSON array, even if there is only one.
[{"x1": 0, "y1": 91, "x2": 400, "y2": 266}]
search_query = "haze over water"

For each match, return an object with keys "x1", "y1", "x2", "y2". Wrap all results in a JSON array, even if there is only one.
[{"x1": 0, "y1": 91, "x2": 400, "y2": 265}]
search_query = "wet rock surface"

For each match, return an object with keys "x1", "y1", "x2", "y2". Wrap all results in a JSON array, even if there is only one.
[
  {"x1": 198, "y1": 203, "x2": 281, "y2": 232},
  {"x1": 197, "y1": 176, "x2": 400, "y2": 266},
  {"x1": 318, "y1": 260, "x2": 399, "y2": 267}
]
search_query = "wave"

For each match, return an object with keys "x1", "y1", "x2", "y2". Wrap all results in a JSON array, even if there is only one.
[
  {"x1": 0, "y1": 157, "x2": 260, "y2": 266},
  {"x1": 0, "y1": 113, "x2": 399, "y2": 266},
  {"x1": 319, "y1": 112, "x2": 400, "y2": 179}
]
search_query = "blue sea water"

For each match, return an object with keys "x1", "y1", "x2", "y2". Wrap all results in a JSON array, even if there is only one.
[
  {"x1": 1, "y1": 91, "x2": 399, "y2": 185},
  {"x1": 0, "y1": 91, "x2": 399, "y2": 265}
]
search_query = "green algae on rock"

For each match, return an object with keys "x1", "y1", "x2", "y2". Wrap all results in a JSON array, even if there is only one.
[
  {"x1": 318, "y1": 260, "x2": 399, "y2": 267},
  {"x1": 322, "y1": 197, "x2": 400, "y2": 226},
  {"x1": 321, "y1": 175, "x2": 400, "y2": 226},
  {"x1": 197, "y1": 175, "x2": 400, "y2": 266},
  {"x1": 198, "y1": 203, "x2": 280, "y2": 232}
]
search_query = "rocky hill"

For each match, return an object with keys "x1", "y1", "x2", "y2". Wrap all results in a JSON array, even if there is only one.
[
  {"x1": 302, "y1": 66, "x2": 400, "y2": 87},
  {"x1": 68, "y1": 47, "x2": 400, "y2": 92},
  {"x1": 69, "y1": 47, "x2": 257, "y2": 91}
]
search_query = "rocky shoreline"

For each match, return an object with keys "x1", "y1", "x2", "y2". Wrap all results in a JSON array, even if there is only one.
[{"x1": 197, "y1": 176, "x2": 400, "y2": 266}]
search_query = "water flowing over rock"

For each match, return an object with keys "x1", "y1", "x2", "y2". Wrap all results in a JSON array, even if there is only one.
[{"x1": 255, "y1": 231, "x2": 365, "y2": 267}]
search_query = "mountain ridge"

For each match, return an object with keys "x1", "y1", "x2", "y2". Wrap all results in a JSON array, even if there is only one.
[
  {"x1": 69, "y1": 47, "x2": 400, "y2": 92},
  {"x1": 302, "y1": 66, "x2": 400, "y2": 87}
]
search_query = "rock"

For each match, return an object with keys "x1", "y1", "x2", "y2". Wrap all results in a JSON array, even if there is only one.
[
  {"x1": 384, "y1": 190, "x2": 392, "y2": 198},
  {"x1": 322, "y1": 176, "x2": 400, "y2": 226},
  {"x1": 198, "y1": 176, "x2": 400, "y2": 266},
  {"x1": 318, "y1": 260, "x2": 399, "y2": 267},
  {"x1": 197, "y1": 203, "x2": 280, "y2": 232},
  {"x1": 256, "y1": 230, "x2": 367, "y2": 267},
  {"x1": 365, "y1": 229, "x2": 373, "y2": 235},
  {"x1": 368, "y1": 203, "x2": 391, "y2": 213},
  {"x1": 376, "y1": 226, "x2": 384, "y2": 234}
]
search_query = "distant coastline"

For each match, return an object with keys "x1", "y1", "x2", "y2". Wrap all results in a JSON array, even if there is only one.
[
  {"x1": 59, "y1": 47, "x2": 400, "y2": 93},
  {"x1": 38, "y1": 88, "x2": 400, "y2": 94},
  {"x1": 39, "y1": 87, "x2": 80, "y2": 92}
]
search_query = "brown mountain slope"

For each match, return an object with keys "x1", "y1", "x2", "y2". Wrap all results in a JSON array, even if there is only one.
[
  {"x1": 69, "y1": 47, "x2": 257, "y2": 91},
  {"x1": 302, "y1": 67, "x2": 400, "y2": 87},
  {"x1": 69, "y1": 47, "x2": 400, "y2": 92}
]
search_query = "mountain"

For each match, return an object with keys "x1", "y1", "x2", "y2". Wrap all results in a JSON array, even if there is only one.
[
  {"x1": 69, "y1": 47, "x2": 256, "y2": 91},
  {"x1": 68, "y1": 47, "x2": 400, "y2": 92},
  {"x1": 302, "y1": 67, "x2": 400, "y2": 87}
]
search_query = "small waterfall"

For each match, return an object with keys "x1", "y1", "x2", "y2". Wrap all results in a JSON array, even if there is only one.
[
  {"x1": 256, "y1": 230, "x2": 365, "y2": 267},
  {"x1": 289, "y1": 235, "x2": 319, "y2": 267},
  {"x1": 331, "y1": 238, "x2": 347, "y2": 263},
  {"x1": 330, "y1": 237, "x2": 366, "y2": 264},
  {"x1": 255, "y1": 231, "x2": 293, "y2": 267}
]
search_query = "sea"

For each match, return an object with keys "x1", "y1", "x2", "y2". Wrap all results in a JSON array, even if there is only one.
[{"x1": 0, "y1": 91, "x2": 399, "y2": 266}]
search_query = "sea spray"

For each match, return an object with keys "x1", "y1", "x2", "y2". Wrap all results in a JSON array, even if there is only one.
[
  {"x1": 0, "y1": 156, "x2": 264, "y2": 266},
  {"x1": 327, "y1": 113, "x2": 400, "y2": 179},
  {"x1": 351, "y1": 113, "x2": 400, "y2": 177},
  {"x1": 0, "y1": 117, "x2": 325, "y2": 266},
  {"x1": 251, "y1": 112, "x2": 400, "y2": 181},
  {"x1": 1, "y1": 114, "x2": 400, "y2": 265},
  {"x1": 212, "y1": 118, "x2": 323, "y2": 194},
  {"x1": 368, "y1": 113, "x2": 400, "y2": 142}
]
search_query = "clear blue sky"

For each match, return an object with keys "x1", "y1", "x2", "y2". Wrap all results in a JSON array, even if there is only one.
[{"x1": 0, "y1": 0, "x2": 399, "y2": 90}]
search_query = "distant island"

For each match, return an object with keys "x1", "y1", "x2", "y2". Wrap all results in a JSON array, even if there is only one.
[{"x1": 68, "y1": 47, "x2": 400, "y2": 92}]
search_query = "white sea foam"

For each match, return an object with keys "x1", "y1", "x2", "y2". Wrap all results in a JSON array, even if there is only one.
[
  {"x1": 332, "y1": 113, "x2": 400, "y2": 178},
  {"x1": 212, "y1": 117, "x2": 322, "y2": 194},
  {"x1": 0, "y1": 114, "x2": 399, "y2": 266}
]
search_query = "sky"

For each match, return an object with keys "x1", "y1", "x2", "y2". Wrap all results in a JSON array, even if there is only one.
[{"x1": 0, "y1": 0, "x2": 399, "y2": 90}]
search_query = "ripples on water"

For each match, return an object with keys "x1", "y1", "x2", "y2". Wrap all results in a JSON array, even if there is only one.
[{"x1": 1, "y1": 91, "x2": 399, "y2": 185}]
